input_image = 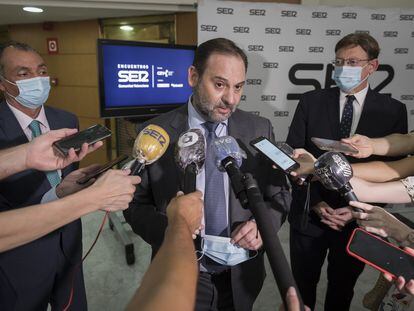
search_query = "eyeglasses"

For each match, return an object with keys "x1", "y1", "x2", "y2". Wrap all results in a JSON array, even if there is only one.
[{"x1": 331, "y1": 58, "x2": 371, "y2": 67}]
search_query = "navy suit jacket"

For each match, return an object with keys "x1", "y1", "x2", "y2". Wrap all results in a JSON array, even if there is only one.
[
  {"x1": 124, "y1": 104, "x2": 292, "y2": 311},
  {"x1": 286, "y1": 87, "x2": 407, "y2": 236},
  {"x1": 0, "y1": 101, "x2": 81, "y2": 306}
]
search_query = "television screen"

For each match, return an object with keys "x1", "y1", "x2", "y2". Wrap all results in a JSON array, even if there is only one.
[{"x1": 98, "y1": 39, "x2": 196, "y2": 118}]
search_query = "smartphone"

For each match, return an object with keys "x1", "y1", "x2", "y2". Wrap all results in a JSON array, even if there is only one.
[
  {"x1": 76, "y1": 155, "x2": 129, "y2": 185},
  {"x1": 53, "y1": 124, "x2": 111, "y2": 156},
  {"x1": 311, "y1": 137, "x2": 358, "y2": 154},
  {"x1": 250, "y1": 137, "x2": 300, "y2": 173},
  {"x1": 347, "y1": 228, "x2": 414, "y2": 280}
]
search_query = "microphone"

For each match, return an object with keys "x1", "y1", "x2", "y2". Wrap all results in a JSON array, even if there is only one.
[
  {"x1": 212, "y1": 136, "x2": 248, "y2": 208},
  {"x1": 124, "y1": 124, "x2": 170, "y2": 175},
  {"x1": 314, "y1": 151, "x2": 362, "y2": 212},
  {"x1": 175, "y1": 128, "x2": 205, "y2": 194}
]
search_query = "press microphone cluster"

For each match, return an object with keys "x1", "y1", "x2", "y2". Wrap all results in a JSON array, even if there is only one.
[{"x1": 314, "y1": 151, "x2": 362, "y2": 212}]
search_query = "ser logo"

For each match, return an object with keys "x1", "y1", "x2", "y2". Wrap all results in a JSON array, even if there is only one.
[
  {"x1": 395, "y1": 48, "x2": 409, "y2": 54},
  {"x1": 371, "y1": 14, "x2": 386, "y2": 20},
  {"x1": 312, "y1": 12, "x2": 328, "y2": 18},
  {"x1": 402, "y1": 95, "x2": 414, "y2": 101},
  {"x1": 274, "y1": 111, "x2": 289, "y2": 117},
  {"x1": 326, "y1": 29, "x2": 341, "y2": 36},
  {"x1": 263, "y1": 62, "x2": 279, "y2": 69},
  {"x1": 384, "y1": 31, "x2": 398, "y2": 37},
  {"x1": 309, "y1": 46, "x2": 324, "y2": 53},
  {"x1": 406, "y1": 64, "x2": 414, "y2": 70},
  {"x1": 265, "y1": 27, "x2": 281, "y2": 35},
  {"x1": 279, "y1": 46, "x2": 294, "y2": 52},
  {"x1": 281, "y1": 10, "x2": 297, "y2": 17},
  {"x1": 342, "y1": 12, "x2": 357, "y2": 19},
  {"x1": 233, "y1": 26, "x2": 250, "y2": 33},
  {"x1": 261, "y1": 95, "x2": 276, "y2": 101},
  {"x1": 400, "y1": 14, "x2": 414, "y2": 21},
  {"x1": 248, "y1": 45, "x2": 264, "y2": 52},
  {"x1": 287, "y1": 63, "x2": 395, "y2": 100},
  {"x1": 250, "y1": 9, "x2": 266, "y2": 16},
  {"x1": 118, "y1": 70, "x2": 149, "y2": 83},
  {"x1": 200, "y1": 25, "x2": 217, "y2": 32},
  {"x1": 217, "y1": 7, "x2": 234, "y2": 15},
  {"x1": 296, "y1": 29, "x2": 311, "y2": 35},
  {"x1": 246, "y1": 79, "x2": 262, "y2": 85}
]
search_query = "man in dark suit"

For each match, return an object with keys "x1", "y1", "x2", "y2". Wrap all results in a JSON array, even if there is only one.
[
  {"x1": 124, "y1": 38, "x2": 291, "y2": 311},
  {"x1": 0, "y1": 41, "x2": 87, "y2": 310},
  {"x1": 286, "y1": 33, "x2": 407, "y2": 310}
]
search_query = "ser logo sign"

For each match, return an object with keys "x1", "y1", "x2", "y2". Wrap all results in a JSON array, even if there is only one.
[
  {"x1": 263, "y1": 62, "x2": 279, "y2": 69},
  {"x1": 233, "y1": 26, "x2": 250, "y2": 33},
  {"x1": 279, "y1": 46, "x2": 294, "y2": 52},
  {"x1": 200, "y1": 25, "x2": 217, "y2": 32},
  {"x1": 261, "y1": 95, "x2": 276, "y2": 101},
  {"x1": 281, "y1": 10, "x2": 297, "y2": 17},
  {"x1": 217, "y1": 7, "x2": 234, "y2": 15},
  {"x1": 118, "y1": 70, "x2": 149, "y2": 83},
  {"x1": 265, "y1": 27, "x2": 281, "y2": 35},
  {"x1": 342, "y1": 12, "x2": 357, "y2": 19},
  {"x1": 296, "y1": 29, "x2": 311, "y2": 35},
  {"x1": 248, "y1": 45, "x2": 264, "y2": 52},
  {"x1": 371, "y1": 14, "x2": 386, "y2": 20},
  {"x1": 287, "y1": 63, "x2": 395, "y2": 100},
  {"x1": 312, "y1": 11, "x2": 328, "y2": 18},
  {"x1": 326, "y1": 29, "x2": 341, "y2": 36},
  {"x1": 250, "y1": 9, "x2": 266, "y2": 16}
]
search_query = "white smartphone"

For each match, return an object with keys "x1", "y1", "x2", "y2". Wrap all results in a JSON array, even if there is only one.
[{"x1": 311, "y1": 137, "x2": 358, "y2": 154}]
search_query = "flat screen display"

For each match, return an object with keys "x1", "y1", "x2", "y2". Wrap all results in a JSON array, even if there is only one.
[{"x1": 98, "y1": 39, "x2": 196, "y2": 118}]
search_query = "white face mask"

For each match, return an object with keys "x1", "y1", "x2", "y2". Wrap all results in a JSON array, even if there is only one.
[
  {"x1": 199, "y1": 234, "x2": 257, "y2": 266},
  {"x1": 2, "y1": 76, "x2": 50, "y2": 109},
  {"x1": 332, "y1": 64, "x2": 369, "y2": 93}
]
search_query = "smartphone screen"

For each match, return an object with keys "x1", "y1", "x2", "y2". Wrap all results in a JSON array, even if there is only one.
[
  {"x1": 311, "y1": 137, "x2": 358, "y2": 154},
  {"x1": 347, "y1": 228, "x2": 414, "y2": 280},
  {"x1": 251, "y1": 137, "x2": 299, "y2": 172},
  {"x1": 53, "y1": 124, "x2": 111, "y2": 156}
]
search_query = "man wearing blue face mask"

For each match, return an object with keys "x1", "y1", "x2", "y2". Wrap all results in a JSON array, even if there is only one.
[
  {"x1": 286, "y1": 33, "x2": 407, "y2": 310},
  {"x1": 0, "y1": 41, "x2": 87, "y2": 310}
]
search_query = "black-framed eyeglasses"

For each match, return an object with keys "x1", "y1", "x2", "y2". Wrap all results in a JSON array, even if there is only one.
[{"x1": 331, "y1": 58, "x2": 371, "y2": 67}]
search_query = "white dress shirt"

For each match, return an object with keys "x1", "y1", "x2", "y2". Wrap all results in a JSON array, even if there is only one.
[{"x1": 339, "y1": 85, "x2": 369, "y2": 136}]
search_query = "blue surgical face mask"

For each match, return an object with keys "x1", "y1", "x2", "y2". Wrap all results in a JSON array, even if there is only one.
[
  {"x1": 2, "y1": 76, "x2": 50, "y2": 109},
  {"x1": 200, "y1": 234, "x2": 257, "y2": 266},
  {"x1": 332, "y1": 65, "x2": 369, "y2": 93}
]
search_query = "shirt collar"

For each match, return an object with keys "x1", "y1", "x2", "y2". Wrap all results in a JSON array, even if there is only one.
[
  {"x1": 6, "y1": 101, "x2": 48, "y2": 130},
  {"x1": 339, "y1": 84, "x2": 369, "y2": 106}
]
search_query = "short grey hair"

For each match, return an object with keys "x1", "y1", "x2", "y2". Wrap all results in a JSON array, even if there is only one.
[{"x1": 0, "y1": 41, "x2": 38, "y2": 77}]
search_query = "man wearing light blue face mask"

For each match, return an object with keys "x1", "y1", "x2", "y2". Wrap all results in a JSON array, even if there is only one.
[
  {"x1": 287, "y1": 33, "x2": 407, "y2": 311},
  {"x1": 0, "y1": 41, "x2": 87, "y2": 311}
]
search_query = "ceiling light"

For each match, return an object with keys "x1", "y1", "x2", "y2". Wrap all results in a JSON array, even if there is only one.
[
  {"x1": 120, "y1": 25, "x2": 134, "y2": 31},
  {"x1": 23, "y1": 7, "x2": 43, "y2": 13}
]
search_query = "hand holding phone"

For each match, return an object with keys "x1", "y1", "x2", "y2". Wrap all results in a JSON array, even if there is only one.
[
  {"x1": 347, "y1": 228, "x2": 414, "y2": 280},
  {"x1": 53, "y1": 124, "x2": 111, "y2": 156},
  {"x1": 311, "y1": 137, "x2": 358, "y2": 154},
  {"x1": 76, "y1": 155, "x2": 129, "y2": 185},
  {"x1": 250, "y1": 137, "x2": 300, "y2": 174}
]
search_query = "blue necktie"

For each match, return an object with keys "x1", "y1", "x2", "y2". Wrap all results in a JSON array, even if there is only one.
[
  {"x1": 203, "y1": 122, "x2": 228, "y2": 237},
  {"x1": 29, "y1": 120, "x2": 61, "y2": 187},
  {"x1": 339, "y1": 95, "x2": 355, "y2": 139}
]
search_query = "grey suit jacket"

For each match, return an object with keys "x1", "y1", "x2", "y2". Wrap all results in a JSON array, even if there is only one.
[{"x1": 124, "y1": 104, "x2": 291, "y2": 310}]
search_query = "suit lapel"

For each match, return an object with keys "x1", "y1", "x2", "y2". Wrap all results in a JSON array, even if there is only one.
[
  {"x1": 326, "y1": 88, "x2": 341, "y2": 139},
  {"x1": 355, "y1": 88, "x2": 375, "y2": 135},
  {"x1": 0, "y1": 101, "x2": 29, "y2": 147}
]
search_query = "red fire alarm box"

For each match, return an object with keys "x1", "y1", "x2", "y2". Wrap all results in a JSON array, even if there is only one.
[{"x1": 47, "y1": 38, "x2": 58, "y2": 55}]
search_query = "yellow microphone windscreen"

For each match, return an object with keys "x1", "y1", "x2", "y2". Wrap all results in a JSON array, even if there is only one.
[{"x1": 133, "y1": 124, "x2": 170, "y2": 164}]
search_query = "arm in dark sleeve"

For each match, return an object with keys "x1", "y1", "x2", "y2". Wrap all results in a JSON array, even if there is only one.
[{"x1": 123, "y1": 167, "x2": 168, "y2": 249}]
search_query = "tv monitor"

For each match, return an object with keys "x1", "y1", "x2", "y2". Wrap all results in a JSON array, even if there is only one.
[{"x1": 97, "y1": 39, "x2": 196, "y2": 118}]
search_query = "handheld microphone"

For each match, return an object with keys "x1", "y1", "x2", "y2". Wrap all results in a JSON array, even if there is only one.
[
  {"x1": 212, "y1": 136, "x2": 248, "y2": 208},
  {"x1": 175, "y1": 128, "x2": 205, "y2": 193},
  {"x1": 124, "y1": 124, "x2": 170, "y2": 175},
  {"x1": 314, "y1": 151, "x2": 362, "y2": 212}
]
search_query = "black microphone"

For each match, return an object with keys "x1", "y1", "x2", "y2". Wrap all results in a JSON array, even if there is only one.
[
  {"x1": 212, "y1": 136, "x2": 248, "y2": 208},
  {"x1": 175, "y1": 128, "x2": 205, "y2": 194},
  {"x1": 314, "y1": 151, "x2": 362, "y2": 212},
  {"x1": 243, "y1": 173, "x2": 305, "y2": 311}
]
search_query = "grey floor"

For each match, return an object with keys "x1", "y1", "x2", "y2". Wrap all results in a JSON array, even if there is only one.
[{"x1": 80, "y1": 204, "x2": 414, "y2": 311}]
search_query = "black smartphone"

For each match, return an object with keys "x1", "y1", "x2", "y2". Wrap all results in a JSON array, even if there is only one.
[
  {"x1": 53, "y1": 124, "x2": 112, "y2": 156},
  {"x1": 76, "y1": 155, "x2": 129, "y2": 185},
  {"x1": 347, "y1": 228, "x2": 414, "y2": 280},
  {"x1": 311, "y1": 137, "x2": 358, "y2": 154},
  {"x1": 250, "y1": 137, "x2": 300, "y2": 173}
]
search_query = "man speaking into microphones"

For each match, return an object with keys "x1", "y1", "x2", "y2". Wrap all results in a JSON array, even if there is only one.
[{"x1": 124, "y1": 38, "x2": 291, "y2": 311}]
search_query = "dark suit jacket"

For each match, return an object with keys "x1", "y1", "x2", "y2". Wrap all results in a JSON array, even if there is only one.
[
  {"x1": 0, "y1": 101, "x2": 81, "y2": 307},
  {"x1": 124, "y1": 104, "x2": 291, "y2": 311},
  {"x1": 286, "y1": 87, "x2": 407, "y2": 236}
]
